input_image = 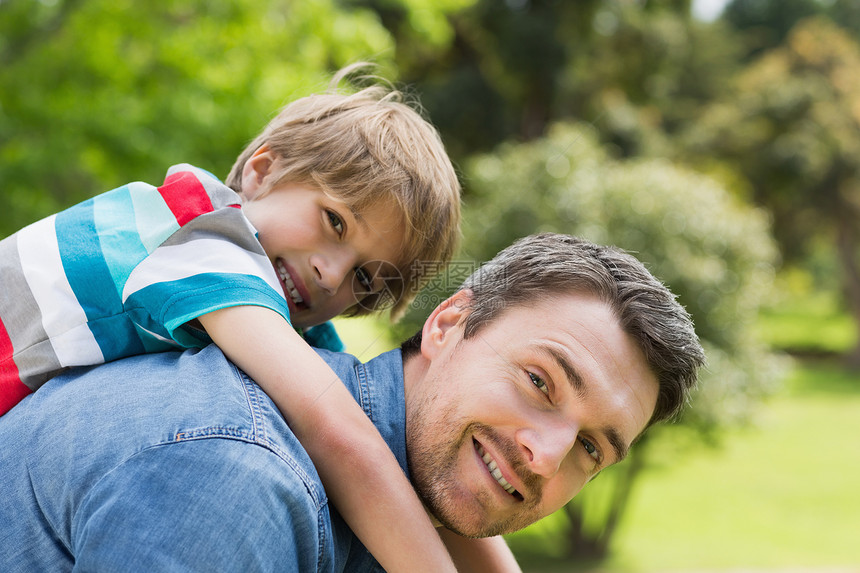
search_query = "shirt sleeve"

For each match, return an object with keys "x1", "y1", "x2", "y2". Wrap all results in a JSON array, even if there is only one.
[{"x1": 72, "y1": 440, "x2": 325, "y2": 572}]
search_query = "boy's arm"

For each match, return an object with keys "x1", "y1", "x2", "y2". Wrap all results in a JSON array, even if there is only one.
[
  {"x1": 198, "y1": 305, "x2": 457, "y2": 573},
  {"x1": 438, "y1": 528, "x2": 523, "y2": 573}
]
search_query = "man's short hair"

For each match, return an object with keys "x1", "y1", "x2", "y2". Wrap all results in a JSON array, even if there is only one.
[
  {"x1": 226, "y1": 64, "x2": 461, "y2": 319},
  {"x1": 402, "y1": 233, "x2": 705, "y2": 426}
]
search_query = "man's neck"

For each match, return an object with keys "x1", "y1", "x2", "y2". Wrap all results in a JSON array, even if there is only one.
[{"x1": 399, "y1": 350, "x2": 427, "y2": 410}]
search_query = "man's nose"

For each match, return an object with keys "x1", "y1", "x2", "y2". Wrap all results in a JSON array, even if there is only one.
[
  {"x1": 312, "y1": 251, "x2": 354, "y2": 296},
  {"x1": 516, "y1": 419, "x2": 579, "y2": 478}
]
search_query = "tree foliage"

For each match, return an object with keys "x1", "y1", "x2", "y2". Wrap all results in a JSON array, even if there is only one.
[
  {"x1": 0, "y1": 0, "x2": 398, "y2": 236},
  {"x1": 362, "y1": 0, "x2": 741, "y2": 166},
  {"x1": 686, "y1": 16, "x2": 860, "y2": 364},
  {"x1": 724, "y1": 0, "x2": 860, "y2": 59}
]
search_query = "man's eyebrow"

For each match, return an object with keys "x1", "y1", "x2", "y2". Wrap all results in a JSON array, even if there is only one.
[
  {"x1": 603, "y1": 427, "x2": 628, "y2": 465},
  {"x1": 537, "y1": 345, "x2": 585, "y2": 397}
]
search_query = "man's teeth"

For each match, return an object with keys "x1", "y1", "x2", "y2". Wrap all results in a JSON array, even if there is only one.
[
  {"x1": 477, "y1": 444, "x2": 518, "y2": 496},
  {"x1": 277, "y1": 262, "x2": 304, "y2": 304}
]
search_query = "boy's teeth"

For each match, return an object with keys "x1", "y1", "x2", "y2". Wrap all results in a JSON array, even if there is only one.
[
  {"x1": 277, "y1": 262, "x2": 304, "y2": 304},
  {"x1": 477, "y1": 444, "x2": 518, "y2": 496}
]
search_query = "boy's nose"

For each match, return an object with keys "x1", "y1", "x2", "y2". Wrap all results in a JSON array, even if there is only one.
[
  {"x1": 516, "y1": 419, "x2": 579, "y2": 478},
  {"x1": 312, "y1": 251, "x2": 354, "y2": 296}
]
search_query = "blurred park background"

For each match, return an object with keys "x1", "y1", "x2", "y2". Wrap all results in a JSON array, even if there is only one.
[{"x1": 2, "y1": 0, "x2": 859, "y2": 570}]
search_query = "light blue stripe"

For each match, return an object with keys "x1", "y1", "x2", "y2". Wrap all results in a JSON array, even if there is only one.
[
  {"x1": 92, "y1": 185, "x2": 149, "y2": 298},
  {"x1": 128, "y1": 181, "x2": 179, "y2": 254}
]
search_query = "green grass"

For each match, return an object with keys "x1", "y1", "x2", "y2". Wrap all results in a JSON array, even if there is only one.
[
  {"x1": 512, "y1": 361, "x2": 860, "y2": 572},
  {"x1": 612, "y1": 386, "x2": 860, "y2": 570}
]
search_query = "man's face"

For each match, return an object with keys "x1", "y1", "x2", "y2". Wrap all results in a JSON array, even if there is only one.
[{"x1": 405, "y1": 291, "x2": 659, "y2": 538}]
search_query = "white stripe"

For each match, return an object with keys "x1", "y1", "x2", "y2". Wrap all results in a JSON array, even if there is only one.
[
  {"x1": 122, "y1": 238, "x2": 282, "y2": 302},
  {"x1": 16, "y1": 216, "x2": 105, "y2": 367},
  {"x1": 46, "y1": 326, "x2": 109, "y2": 368}
]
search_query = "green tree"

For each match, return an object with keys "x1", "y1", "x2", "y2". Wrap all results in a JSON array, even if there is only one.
[
  {"x1": 355, "y1": 0, "x2": 740, "y2": 166},
  {"x1": 687, "y1": 17, "x2": 860, "y2": 365},
  {"x1": 722, "y1": 0, "x2": 860, "y2": 58},
  {"x1": 0, "y1": 0, "x2": 396, "y2": 236},
  {"x1": 723, "y1": 0, "x2": 824, "y2": 58}
]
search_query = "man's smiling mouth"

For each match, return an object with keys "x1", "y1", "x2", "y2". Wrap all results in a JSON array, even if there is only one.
[
  {"x1": 276, "y1": 260, "x2": 306, "y2": 307},
  {"x1": 474, "y1": 439, "x2": 522, "y2": 500}
]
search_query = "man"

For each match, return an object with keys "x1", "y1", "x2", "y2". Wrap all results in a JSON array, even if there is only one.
[{"x1": 0, "y1": 234, "x2": 704, "y2": 572}]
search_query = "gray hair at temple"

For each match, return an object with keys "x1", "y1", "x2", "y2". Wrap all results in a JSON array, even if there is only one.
[{"x1": 402, "y1": 233, "x2": 705, "y2": 426}]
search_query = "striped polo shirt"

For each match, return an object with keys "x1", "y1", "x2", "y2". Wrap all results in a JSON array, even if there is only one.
[{"x1": 0, "y1": 164, "x2": 290, "y2": 414}]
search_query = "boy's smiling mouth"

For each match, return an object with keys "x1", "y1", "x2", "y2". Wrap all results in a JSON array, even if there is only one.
[{"x1": 276, "y1": 259, "x2": 309, "y2": 309}]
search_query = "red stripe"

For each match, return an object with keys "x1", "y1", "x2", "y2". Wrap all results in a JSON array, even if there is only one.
[
  {"x1": 0, "y1": 317, "x2": 30, "y2": 416},
  {"x1": 158, "y1": 170, "x2": 216, "y2": 227}
]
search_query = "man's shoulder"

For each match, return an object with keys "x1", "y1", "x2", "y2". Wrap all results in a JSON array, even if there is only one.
[
  {"x1": 314, "y1": 346, "x2": 409, "y2": 478},
  {"x1": 312, "y1": 346, "x2": 405, "y2": 414},
  {"x1": 313, "y1": 346, "x2": 362, "y2": 378}
]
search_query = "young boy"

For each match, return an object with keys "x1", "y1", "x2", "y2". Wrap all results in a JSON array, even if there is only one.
[{"x1": 0, "y1": 68, "x2": 518, "y2": 571}]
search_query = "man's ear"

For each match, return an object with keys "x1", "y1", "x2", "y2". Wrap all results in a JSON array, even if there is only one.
[
  {"x1": 420, "y1": 289, "x2": 472, "y2": 359},
  {"x1": 241, "y1": 144, "x2": 275, "y2": 200}
]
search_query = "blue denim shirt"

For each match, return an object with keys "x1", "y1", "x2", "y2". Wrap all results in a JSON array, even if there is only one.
[{"x1": 0, "y1": 344, "x2": 407, "y2": 572}]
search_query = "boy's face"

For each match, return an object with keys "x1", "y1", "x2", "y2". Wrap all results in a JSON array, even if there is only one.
[{"x1": 240, "y1": 148, "x2": 405, "y2": 329}]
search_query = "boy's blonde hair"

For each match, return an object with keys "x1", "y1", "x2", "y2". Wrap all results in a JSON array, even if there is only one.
[{"x1": 226, "y1": 64, "x2": 461, "y2": 320}]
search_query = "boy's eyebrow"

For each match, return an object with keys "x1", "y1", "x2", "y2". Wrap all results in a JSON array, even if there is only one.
[
  {"x1": 536, "y1": 344, "x2": 628, "y2": 464},
  {"x1": 347, "y1": 206, "x2": 365, "y2": 226}
]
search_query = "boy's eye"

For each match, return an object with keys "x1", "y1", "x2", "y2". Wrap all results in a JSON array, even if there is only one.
[
  {"x1": 579, "y1": 437, "x2": 601, "y2": 462},
  {"x1": 527, "y1": 371, "x2": 549, "y2": 396},
  {"x1": 326, "y1": 210, "x2": 344, "y2": 235},
  {"x1": 355, "y1": 267, "x2": 374, "y2": 292}
]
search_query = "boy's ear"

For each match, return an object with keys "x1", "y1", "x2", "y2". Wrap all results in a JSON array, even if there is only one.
[
  {"x1": 420, "y1": 289, "x2": 472, "y2": 360},
  {"x1": 241, "y1": 144, "x2": 276, "y2": 200}
]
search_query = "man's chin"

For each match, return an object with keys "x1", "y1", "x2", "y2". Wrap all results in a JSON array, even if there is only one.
[
  {"x1": 436, "y1": 515, "x2": 524, "y2": 539},
  {"x1": 420, "y1": 489, "x2": 487, "y2": 537},
  {"x1": 424, "y1": 494, "x2": 526, "y2": 539}
]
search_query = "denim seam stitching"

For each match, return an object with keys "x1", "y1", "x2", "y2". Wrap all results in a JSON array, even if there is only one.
[
  {"x1": 237, "y1": 368, "x2": 264, "y2": 443},
  {"x1": 317, "y1": 505, "x2": 327, "y2": 572},
  {"x1": 355, "y1": 363, "x2": 372, "y2": 421}
]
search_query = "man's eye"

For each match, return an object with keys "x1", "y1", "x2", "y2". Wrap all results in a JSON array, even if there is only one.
[
  {"x1": 355, "y1": 267, "x2": 374, "y2": 292},
  {"x1": 326, "y1": 210, "x2": 344, "y2": 235},
  {"x1": 579, "y1": 437, "x2": 601, "y2": 462},
  {"x1": 527, "y1": 371, "x2": 549, "y2": 396}
]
